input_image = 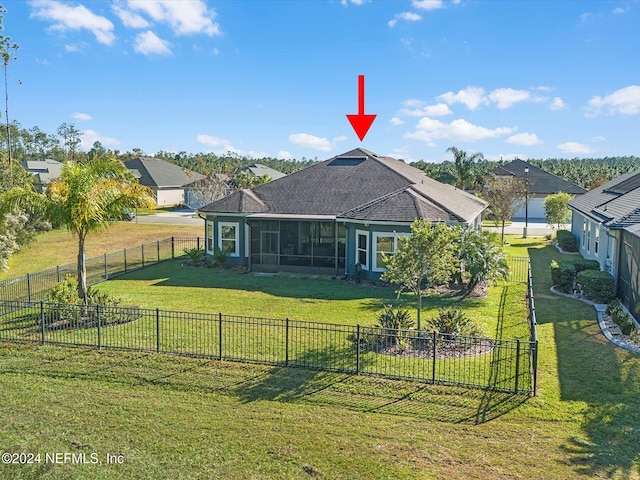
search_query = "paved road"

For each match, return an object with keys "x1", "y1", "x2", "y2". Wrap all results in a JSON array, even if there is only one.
[
  {"x1": 133, "y1": 208, "x2": 204, "y2": 225},
  {"x1": 483, "y1": 220, "x2": 568, "y2": 236}
]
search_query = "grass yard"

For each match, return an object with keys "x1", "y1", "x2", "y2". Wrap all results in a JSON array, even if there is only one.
[
  {"x1": 1, "y1": 233, "x2": 639, "y2": 479},
  {"x1": 0, "y1": 223, "x2": 203, "y2": 281}
]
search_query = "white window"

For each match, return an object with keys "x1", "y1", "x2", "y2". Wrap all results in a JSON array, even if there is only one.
[
  {"x1": 582, "y1": 219, "x2": 587, "y2": 247},
  {"x1": 218, "y1": 222, "x2": 239, "y2": 257},
  {"x1": 586, "y1": 222, "x2": 592, "y2": 253},
  {"x1": 206, "y1": 221, "x2": 214, "y2": 254},
  {"x1": 373, "y1": 233, "x2": 409, "y2": 272},
  {"x1": 595, "y1": 227, "x2": 600, "y2": 254},
  {"x1": 356, "y1": 230, "x2": 369, "y2": 270}
]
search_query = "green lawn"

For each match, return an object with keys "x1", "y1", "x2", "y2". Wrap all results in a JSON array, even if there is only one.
[{"x1": 1, "y1": 235, "x2": 639, "y2": 479}]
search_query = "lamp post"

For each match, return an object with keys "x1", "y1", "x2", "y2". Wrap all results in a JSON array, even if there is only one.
[{"x1": 524, "y1": 166, "x2": 529, "y2": 239}]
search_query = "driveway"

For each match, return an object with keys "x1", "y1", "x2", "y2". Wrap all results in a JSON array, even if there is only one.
[{"x1": 133, "y1": 208, "x2": 204, "y2": 225}]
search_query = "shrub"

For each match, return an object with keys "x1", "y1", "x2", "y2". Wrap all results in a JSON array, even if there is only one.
[
  {"x1": 183, "y1": 247, "x2": 205, "y2": 263},
  {"x1": 556, "y1": 229, "x2": 578, "y2": 252},
  {"x1": 550, "y1": 260, "x2": 575, "y2": 293},
  {"x1": 211, "y1": 245, "x2": 229, "y2": 267},
  {"x1": 576, "y1": 270, "x2": 616, "y2": 304},
  {"x1": 376, "y1": 305, "x2": 415, "y2": 351},
  {"x1": 424, "y1": 307, "x2": 485, "y2": 340},
  {"x1": 606, "y1": 299, "x2": 635, "y2": 336}
]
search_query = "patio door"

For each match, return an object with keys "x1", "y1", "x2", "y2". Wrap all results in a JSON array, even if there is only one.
[{"x1": 261, "y1": 231, "x2": 279, "y2": 266}]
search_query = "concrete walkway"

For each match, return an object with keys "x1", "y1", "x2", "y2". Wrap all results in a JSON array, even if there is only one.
[{"x1": 483, "y1": 221, "x2": 570, "y2": 236}]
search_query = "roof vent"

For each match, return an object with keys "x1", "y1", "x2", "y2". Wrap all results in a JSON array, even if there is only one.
[{"x1": 328, "y1": 157, "x2": 366, "y2": 167}]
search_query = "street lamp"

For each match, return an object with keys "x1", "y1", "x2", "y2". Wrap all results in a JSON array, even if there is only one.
[{"x1": 524, "y1": 166, "x2": 529, "y2": 239}]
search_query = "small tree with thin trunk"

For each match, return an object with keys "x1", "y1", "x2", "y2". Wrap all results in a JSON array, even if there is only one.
[
  {"x1": 544, "y1": 192, "x2": 572, "y2": 231},
  {"x1": 381, "y1": 220, "x2": 455, "y2": 330},
  {"x1": 1, "y1": 157, "x2": 155, "y2": 303},
  {"x1": 480, "y1": 174, "x2": 526, "y2": 242}
]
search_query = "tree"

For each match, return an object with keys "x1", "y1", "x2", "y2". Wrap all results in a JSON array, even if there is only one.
[
  {"x1": 0, "y1": 4, "x2": 18, "y2": 180},
  {"x1": 2, "y1": 158, "x2": 154, "y2": 302},
  {"x1": 544, "y1": 192, "x2": 572, "y2": 231},
  {"x1": 446, "y1": 146, "x2": 484, "y2": 191},
  {"x1": 231, "y1": 170, "x2": 271, "y2": 190},
  {"x1": 453, "y1": 226, "x2": 509, "y2": 297},
  {"x1": 57, "y1": 122, "x2": 82, "y2": 161},
  {"x1": 480, "y1": 174, "x2": 526, "y2": 242},
  {"x1": 381, "y1": 220, "x2": 455, "y2": 329}
]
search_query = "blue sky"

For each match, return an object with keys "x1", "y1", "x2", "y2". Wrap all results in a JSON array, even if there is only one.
[{"x1": 5, "y1": 0, "x2": 640, "y2": 163}]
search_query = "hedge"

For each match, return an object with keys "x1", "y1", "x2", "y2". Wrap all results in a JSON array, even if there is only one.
[
  {"x1": 550, "y1": 258, "x2": 600, "y2": 293},
  {"x1": 557, "y1": 229, "x2": 578, "y2": 252},
  {"x1": 576, "y1": 270, "x2": 616, "y2": 304}
]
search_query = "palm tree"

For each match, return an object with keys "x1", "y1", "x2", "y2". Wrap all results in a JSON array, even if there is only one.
[
  {"x1": 2, "y1": 157, "x2": 154, "y2": 303},
  {"x1": 446, "y1": 146, "x2": 484, "y2": 191}
]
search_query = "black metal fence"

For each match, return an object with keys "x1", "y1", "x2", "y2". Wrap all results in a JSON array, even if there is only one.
[
  {"x1": 0, "y1": 299, "x2": 537, "y2": 394},
  {"x1": 0, "y1": 237, "x2": 203, "y2": 302}
]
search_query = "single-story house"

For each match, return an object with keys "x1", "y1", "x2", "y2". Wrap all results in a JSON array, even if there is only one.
[
  {"x1": 22, "y1": 159, "x2": 63, "y2": 192},
  {"x1": 124, "y1": 157, "x2": 202, "y2": 207},
  {"x1": 237, "y1": 164, "x2": 286, "y2": 181},
  {"x1": 492, "y1": 159, "x2": 587, "y2": 221},
  {"x1": 568, "y1": 169, "x2": 640, "y2": 321},
  {"x1": 199, "y1": 148, "x2": 488, "y2": 280}
]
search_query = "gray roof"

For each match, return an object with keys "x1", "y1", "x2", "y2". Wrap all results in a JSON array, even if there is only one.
[
  {"x1": 568, "y1": 169, "x2": 640, "y2": 229},
  {"x1": 124, "y1": 157, "x2": 201, "y2": 188},
  {"x1": 493, "y1": 159, "x2": 587, "y2": 195},
  {"x1": 238, "y1": 164, "x2": 286, "y2": 180},
  {"x1": 22, "y1": 159, "x2": 63, "y2": 185},
  {"x1": 200, "y1": 148, "x2": 487, "y2": 224}
]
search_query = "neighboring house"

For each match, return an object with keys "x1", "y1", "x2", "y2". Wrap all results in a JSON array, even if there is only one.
[
  {"x1": 184, "y1": 173, "x2": 230, "y2": 210},
  {"x1": 22, "y1": 159, "x2": 63, "y2": 192},
  {"x1": 237, "y1": 164, "x2": 286, "y2": 181},
  {"x1": 199, "y1": 148, "x2": 488, "y2": 280},
  {"x1": 492, "y1": 159, "x2": 587, "y2": 221},
  {"x1": 124, "y1": 157, "x2": 201, "y2": 207},
  {"x1": 568, "y1": 169, "x2": 640, "y2": 321}
]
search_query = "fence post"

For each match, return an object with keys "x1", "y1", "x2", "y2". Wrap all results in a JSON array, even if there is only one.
[
  {"x1": 97, "y1": 304, "x2": 102, "y2": 350},
  {"x1": 142, "y1": 244, "x2": 146, "y2": 268},
  {"x1": 171, "y1": 237, "x2": 175, "y2": 259},
  {"x1": 285, "y1": 318, "x2": 289, "y2": 366},
  {"x1": 218, "y1": 312, "x2": 223, "y2": 360},
  {"x1": 514, "y1": 339, "x2": 521, "y2": 394},
  {"x1": 197, "y1": 237, "x2": 201, "y2": 251},
  {"x1": 156, "y1": 308, "x2": 160, "y2": 353},
  {"x1": 157, "y1": 240, "x2": 160, "y2": 263},
  {"x1": 56, "y1": 265, "x2": 61, "y2": 283},
  {"x1": 104, "y1": 253, "x2": 108, "y2": 280},
  {"x1": 533, "y1": 340, "x2": 538, "y2": 396},
  {"x1": 27, "y1": 273, "x2": 32, "y2": 303},
  {"x1": 124, "y1": 248, "x2": 128, "y2": 273},
  {"x1": 432, "y1": 330, "x2": 438, "y2": 384},
  {"x1": 356, "y1": 324, "x2": 360, "y2": 374},
  {"x1": 40, "y1": 300, "x2": 45, "y2": 345}
]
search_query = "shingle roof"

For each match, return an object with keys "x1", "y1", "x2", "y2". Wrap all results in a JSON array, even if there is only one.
[
  {"x1": 22, "y1": 159, "x2": 63, "y2": 185},
  {"x1": 200, "y1": 148, "x2": 487, "y2": 224},
  {"x1": 239, "y1": 164, "x2": 286, "y2": 180},
  {"x1": 492, "y1": 159, "x2": 587, "y2": 195},
  {"x1": 568, "y1": 169, "x2": 640, "y2": 229},
  {"x1": 124, "y1": 157, "x2": 200, "y2": 188}
]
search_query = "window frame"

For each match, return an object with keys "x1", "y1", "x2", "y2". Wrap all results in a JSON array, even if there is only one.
[
  {"x1": 355, "y1": 230, "x2": 369, "y2": 271},
  {"x1": 218, "y1": 221, "x2": 240, "y2": 257},
  {"x1": 206, "y1": 220, "x2": 214, "y2": 254},
  {"x1": 372, "y1": 232, "x2": 409, "y2": 272}
]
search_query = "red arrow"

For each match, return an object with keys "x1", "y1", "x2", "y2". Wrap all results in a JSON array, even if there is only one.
[{"x1": 346, "y1": 75, "x2": 376, "y2": 141}]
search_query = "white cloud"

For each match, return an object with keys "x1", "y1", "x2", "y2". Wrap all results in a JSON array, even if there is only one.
[
  {"x1": 399, "y1": 102, "x2": 453, "y2": 117},
  {"x1": 592, "y1": 135, "x2": 606, "y2": 142},
  {"x1": 277, "y1": 150, "x2": 293, "y2": 160},
  {"x1": 437, "y1": 86, "x2": 487, "y2": 110},
  {"x1": 342, "y1": 0, "x2": 370, "y2": 5},
  {"x1": 80, "y1": 129, "x2": 121, "y2": 150},
  {"x1": 30, "y1": 0, "x2": 116, "y2": 46},
  {"x1": 586, "y1": 85, "x2": 640, "y2": 116},
  {"x1": 73, "y1": 112, "x2": 92, "y2": 121},
  {"x1": 412, "y1": 0, "x2": 444, "y2": 10},
  {"x1": 550, "y1": 97, "x2": 567, "y2": 110},
  {"x1": 289, "y1": 133, "x2": 333, "y2": 151},
  {"x1": 197, "y1": 134, "x2": 233, "y2": 149},
  {"x1": 127, "y1": 0, "x2": 221, "y2": 36},
  {"x1": 488, "y1": 88, "x2": 530, "y2": 109},
  {"x1": 390, "y1": 117, "x2": 405, "y2": 126},
  {"x1": 388, "y1": 11, "x2": 422, "y2": 27},
  {"x1": 557, "y1": 142, "x2": 595, "y2": 154},
  {"x1": 612, "y1": 6, "x2": 628, "y2": 14},
  {"x1": 506, "y1": 133, "x2": 542, "y2": 146},
  {"x1": 133, "y1": 31, "x2": 172, "y2": 56},
  {"x1": 404, "y1": 117, "x2": 515, "y2": 146},
  {"x1": 113, "y1": 5, "x2": 150, "y2": 28}
]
